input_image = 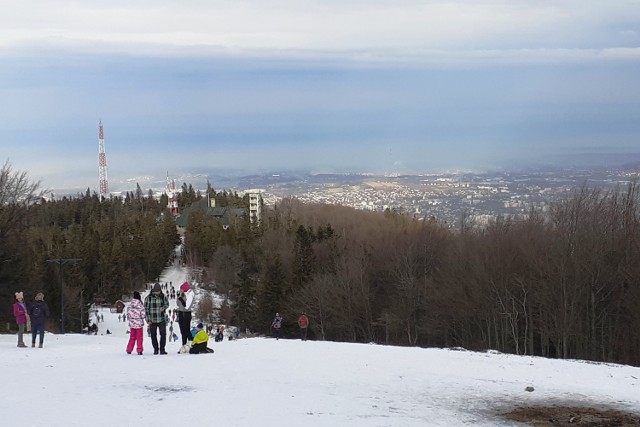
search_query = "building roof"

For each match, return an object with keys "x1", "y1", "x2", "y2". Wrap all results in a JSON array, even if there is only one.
[{"x1": 175, "y1": 198, "x2": 247, "y2": 228}]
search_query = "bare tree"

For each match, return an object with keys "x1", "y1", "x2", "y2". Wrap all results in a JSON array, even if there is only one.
[{"x1": 0, "y1": 160, "x2": 45, "y2": 241}]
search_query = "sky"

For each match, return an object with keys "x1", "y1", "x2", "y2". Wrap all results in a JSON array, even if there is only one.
[
  {"x1": 1, "y1": 1, "x2": 640, "y2": 191},
  {"x1": 3, "y1": 261, "x2": 640, "y2": 427}
]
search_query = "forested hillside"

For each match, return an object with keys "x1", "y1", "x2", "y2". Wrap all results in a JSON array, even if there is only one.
[
  {"x1": 2, "y1": 160, "x2": 639, "y2": 366},
  {"x1": 0, "y1": 162, "x2": 181, "y2": 332},
  {"x1": 193, "y1": 182, "x2": 640, "y2": 367}
]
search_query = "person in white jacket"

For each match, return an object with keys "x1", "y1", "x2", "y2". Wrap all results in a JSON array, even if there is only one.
[
  {"x1": 126, "y1": 291, "x2": 145, "y2": 355},
  {"x1": 176, "y1": 281, "x2": 194, "y2": 353}
]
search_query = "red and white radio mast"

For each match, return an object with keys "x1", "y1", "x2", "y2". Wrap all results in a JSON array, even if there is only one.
[{"x1": 98, "y1": 121, "x2": 109, "y2": 198}]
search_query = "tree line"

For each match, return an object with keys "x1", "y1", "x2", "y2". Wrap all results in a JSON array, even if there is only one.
[
  {"x1": 2, "y1": 160, "x2": 639, "y2": 366},
  {"x1": 201, "y1": 180, "x2": 640, "y2": 367},
  {"x1": 0, "y1": 161, "x2": 181, "y2": 333}
]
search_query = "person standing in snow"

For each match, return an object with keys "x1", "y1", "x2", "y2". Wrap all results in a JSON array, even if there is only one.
[
  {"x1": 271, "y1": 313, "x2": 283, "y2": 340},
  {"x1": 176, "y1": 281, "x2": 194, "y2": 353},
  {"x1": 144, "y1": 283, "x2": 169, "y2": 355},
  {"x1": 29, "y1": 292, "x2": 50, "y2": 348},
  {"x1": 13, "y1": 292, "x2": 29, "y2": 348},
  {"x1": 126, "y1": 291, "x2": 145, "y2": 355},
  {"x1": 298, "y1": 312, "x2": 309, "y2": 341}
]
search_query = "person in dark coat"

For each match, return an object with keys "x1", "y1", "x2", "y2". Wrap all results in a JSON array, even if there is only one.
[
  {"x1": 144, "y1": 282, "x2": 169, "y2": 355},
  {"x1": 29, "y1": 292, "x2": 50, "y2": 348}
]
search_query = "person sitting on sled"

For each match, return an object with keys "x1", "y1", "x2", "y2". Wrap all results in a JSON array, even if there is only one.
[{"x1": 190, "y1": 323, "x2": 214, "y2": 354}]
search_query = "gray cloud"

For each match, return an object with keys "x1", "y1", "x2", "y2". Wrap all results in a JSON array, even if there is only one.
[{"x1": 1, "y1": 1, "x2": 639, "y2": 191}]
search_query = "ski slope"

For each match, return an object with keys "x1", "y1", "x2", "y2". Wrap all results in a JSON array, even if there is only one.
[{"x1": 3, "y1": 254, "x2": 639, "y2": 426}]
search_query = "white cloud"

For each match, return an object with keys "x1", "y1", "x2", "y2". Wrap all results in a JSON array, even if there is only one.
[{"x1": 2, "y1": 0, "x2": 639, "y2": 65}]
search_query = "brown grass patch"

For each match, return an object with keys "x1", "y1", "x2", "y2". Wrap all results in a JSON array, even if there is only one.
[{"x1": 505, "y1": 406, "x2": 640, "y2": 426}]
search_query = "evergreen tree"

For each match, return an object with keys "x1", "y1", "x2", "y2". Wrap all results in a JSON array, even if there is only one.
[{"x1": 257, "y1": 255, "x2": 286, "y2": 334}]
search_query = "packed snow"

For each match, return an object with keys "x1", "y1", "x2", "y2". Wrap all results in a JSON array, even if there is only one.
[{"x1": 3, "y1": 265, "x2": 639, "y2": 426}]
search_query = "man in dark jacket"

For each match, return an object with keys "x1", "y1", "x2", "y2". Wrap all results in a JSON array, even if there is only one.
[
  {"x1": 144, "y1": 283, "x2": 169, "y2": 355},
  {"x1": 29, "y1": 292, "x2": 50, "y2": 348}
]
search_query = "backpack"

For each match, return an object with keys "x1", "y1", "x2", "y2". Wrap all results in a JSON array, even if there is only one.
[{"x1": 31, "y1": 304, "x2": 43, "y2": 319}]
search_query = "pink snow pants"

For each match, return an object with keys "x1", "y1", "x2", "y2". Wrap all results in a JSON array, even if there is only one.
[{"x1": 126, "y1": 328, "x2": 144, "y2": 354}]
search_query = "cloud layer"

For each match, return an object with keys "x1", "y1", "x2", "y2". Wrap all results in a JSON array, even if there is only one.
[{"x1": 1, "y1": 1, "x2": 639, "y2": 190}]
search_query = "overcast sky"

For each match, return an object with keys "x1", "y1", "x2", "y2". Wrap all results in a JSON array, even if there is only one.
[{"x1": 1, "y1": 1, "x2": 639, "y2": 191}]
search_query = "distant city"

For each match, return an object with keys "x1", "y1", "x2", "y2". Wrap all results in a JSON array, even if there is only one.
[
  {"x1": 235, "y1": 166, "x2": 639, "y2": 228},
  {"x1": 53, "y1": 161, "x2": 637, "y2": 230}
]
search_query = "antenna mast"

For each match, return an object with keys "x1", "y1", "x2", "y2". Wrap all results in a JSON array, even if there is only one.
[{"x1": 98, "y1": 121, "x2": 109, "y2": 198}]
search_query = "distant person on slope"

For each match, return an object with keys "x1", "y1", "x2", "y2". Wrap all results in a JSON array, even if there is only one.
[
  {"x1": 271, "y1": 313, "x2": 283, "y2": 340},
  {"x1": 144, "y1": 283, "x2": 169, "y2": 355},
  {"x1": 189, "y1": 323, "x2": 214, "y2": 354},
  {"x1": 298, "y1": 312, "x2": 309, "y2": 341},
  {"x1": 176, "y1": 281, "x2": 195, "y2": 354},
  {"x1": 126, "y1": 291, "x2": 145, "y2": 355},
  {"x1": 29, "y1": 292, "x2": 50, "y2": 348}
]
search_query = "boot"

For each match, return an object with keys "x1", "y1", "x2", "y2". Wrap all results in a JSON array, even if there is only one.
[
  {"x1": 17, "y1": 342, "x2": 27, "y2": 348},
  {"x1": 31, "y1": 343, "x2": 35, "y2": 348},
  {"x1": 38, "y1": 344, "x2": 43, "y2": 348}
]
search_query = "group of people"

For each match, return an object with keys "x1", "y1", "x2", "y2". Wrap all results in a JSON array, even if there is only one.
[
  {"x1": 11, "y1": 283, "x2": 313, "y2": 352},
  {"x1": 125, "y1": 281, "x2": 213, "y2": 355},
  {"x1": 12, "y1": 291, "x2": 50, "y2": 348},
  {"x1": 271, "y1": 312, "x2": 310, "y2": 341},
  {"x1": 146, "y1": 281, "x2": 181, "y2": 300}
]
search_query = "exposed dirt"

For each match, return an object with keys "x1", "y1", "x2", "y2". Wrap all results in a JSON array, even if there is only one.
[{"x1": 505, "y1": 406, "x2": 640, "y2": 426}]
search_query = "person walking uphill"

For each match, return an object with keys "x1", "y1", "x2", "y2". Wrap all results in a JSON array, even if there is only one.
[
  {"x1": 298, "y1": 312, "x2": 309, "y2": 341},
  {"x1": 29, "y1": 293, "x2": 50, "y2": 348},
  {"x1": 13, "y1": 292, "x2": 29, "y2": 348},
  {"x1": 126, "y1": 291, "x2": 145, "y2": 355},
  {"x1": 176, "y1": 281, "x2": 194, "y2": 354},
  {"x1": 144, "y1": 283, "x2": 169, "y2": 355},
  {"x1": 271, "y1": 313, "x2": 283, "y2": 340}
]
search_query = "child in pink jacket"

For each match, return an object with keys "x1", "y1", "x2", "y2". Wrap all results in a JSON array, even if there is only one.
[
  {"x1": 13, "y1": 292, "x2": 29, "y2": 348},
  {"x1": 126, "y1": 291, "x2": 145, "y2": 355}
]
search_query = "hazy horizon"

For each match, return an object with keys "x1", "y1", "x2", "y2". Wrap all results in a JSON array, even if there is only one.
[{"x1": 2, "y1": 1, "x2": 639, "y2": 191}]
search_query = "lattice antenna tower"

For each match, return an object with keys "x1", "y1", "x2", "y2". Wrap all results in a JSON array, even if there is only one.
[{"x1": 98, "y1": 121, "x2": 109, "y2": 198}]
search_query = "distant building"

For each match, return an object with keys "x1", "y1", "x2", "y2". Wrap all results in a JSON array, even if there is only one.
[
  {"x1": 246, "y1": 189, "x2": 263, "y2": 224},
  {"x1": 175, "y1": 198, "x2": 247, "y2": 231}
]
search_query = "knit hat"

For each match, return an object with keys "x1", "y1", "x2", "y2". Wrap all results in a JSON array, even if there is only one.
[
  {"x1": 152, "y1": 283, "x2": 162, "y2": 292},
  {"x1": 196, "y1": 323, "x2": 204, "y2": 330},
  {"x1": 180, "y1": 282, "x2": 190, "y2": 292},
  {"x1": 133, "y1": 291, "x2": 141, "y2": 301},
  {"x1": 35, "y1": 292, "x2": 44, "y2": 301},
  {"x1": 15, "y1": 291, "x2": 24, "y2": 300}
]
